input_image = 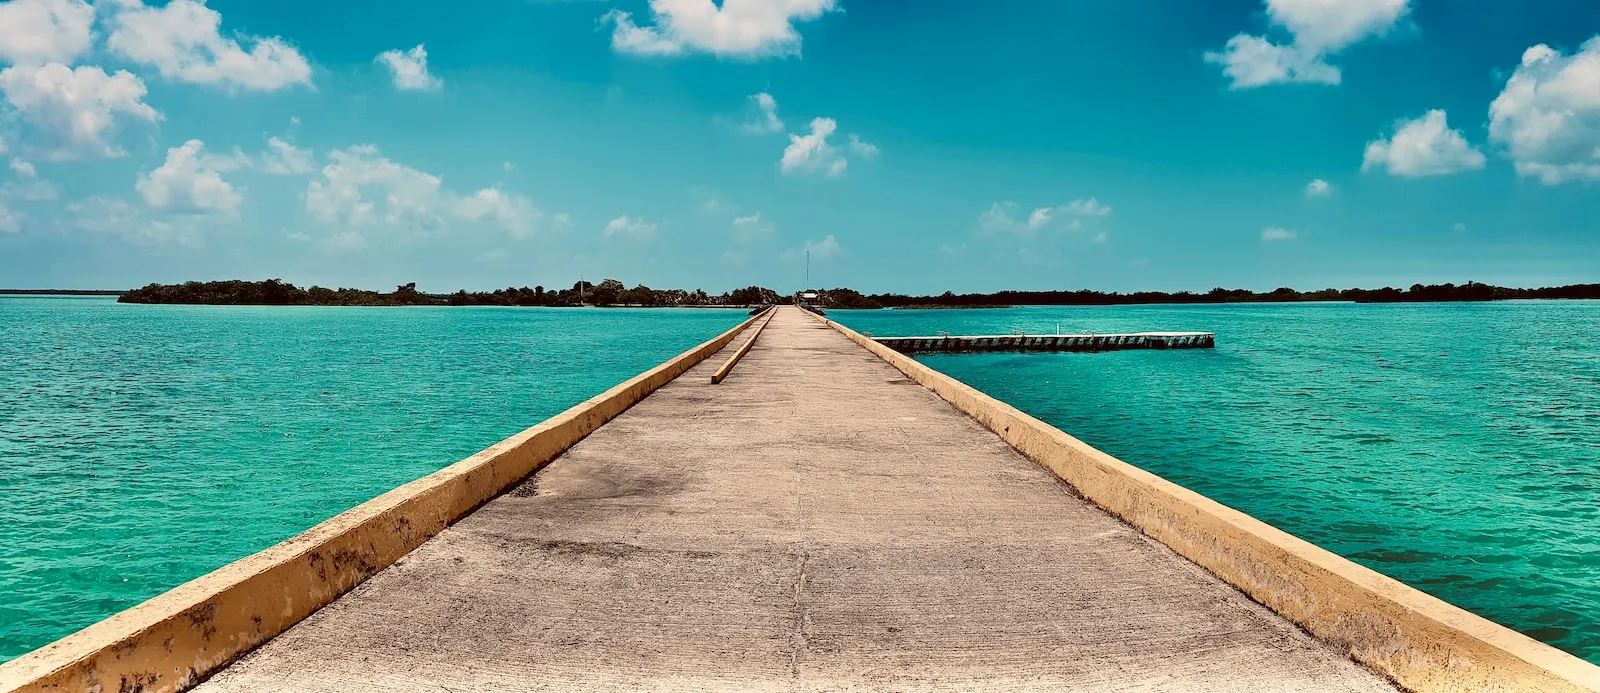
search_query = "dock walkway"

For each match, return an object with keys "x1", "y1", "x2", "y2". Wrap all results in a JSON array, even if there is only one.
[{"x1": 196, "y1": 307, "x2": 1392, "y2": 692}]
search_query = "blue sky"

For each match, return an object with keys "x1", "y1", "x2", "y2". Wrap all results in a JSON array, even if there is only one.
[{"x1": 1, "y1": 0, "x2": 1598, "y2": 294}]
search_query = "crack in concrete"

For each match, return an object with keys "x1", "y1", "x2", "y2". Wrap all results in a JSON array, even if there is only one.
[{"x1": 788, "y1": 550, "x2": 811, "y2": 679}]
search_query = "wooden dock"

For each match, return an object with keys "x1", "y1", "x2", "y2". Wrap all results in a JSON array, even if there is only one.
[{"x1": 872, "y1": 331, "x2": 1215, "y2": 353}]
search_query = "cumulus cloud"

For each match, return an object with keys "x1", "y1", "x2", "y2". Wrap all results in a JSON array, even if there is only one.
[
  {"x1": 1261, "y1": 226, "x2": 1298, "y2": 241},
  {"x1": 1206, "y1": 35, "x2": 1339, "y2": 88},
  {"x1": 453, "y1": 188, "x2": 539, "y2": 237},
  {"x1": 0, "y1": 0, "x2": 93, "y2": 65},
  {"x1": 304, "y1": 145, "x2": 549, "y2": 238},
  {"x1": 260, "y1": 136, "x2": 313, "y2": 174},
  {"x1": 847, "y1": 133, "x2": 879, "y2": 158},
  {"x1": 743, "y1": 92, "x2": 783, "y2": 133},
  {"x1": 1205, "y1": 0, "x2": 1408, "y2": 88},
  {"x1": 1489, "y1": 38, "x2": 1600, "y2": 184},
  {"x1": 136, "y1": 139, "x2": 245, "y2": 216},
  {"x1": 10, "y1": 159, "x2": 36, "y2": 178},
  {"x1": 0, "y1": 63, "x2": 161, "y2": 159},
  {"x1": 601, "y1": 0, "x2": 836, "y2": 59},
  {"x1": 107, "y1": 0, "x2": 312, "y2": 91},
  {"x1": 982, "y1": 198, "x2": 1111, "y2": 236},
  {"x1": 602, "y1": 214, "x2": 658, "y2": 240},
  {"x1": 1305, "y1": 178, "x2": 1331, "y2": 196},
  {"x1": 375, "y1": 44, "x2": 442, "y2": 91},
  {"x1": 1362, "y1": 109, "x2": 1485, "y2": 177},
  {"x1": 0, "y1": 203, "x2": 18, "y2": 233},
  {"x1": 781, "y1": 117, "x2": 847, "y2": 176}
]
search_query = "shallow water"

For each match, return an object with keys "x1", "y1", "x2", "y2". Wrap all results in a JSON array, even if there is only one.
[
  {"x1": 0, "y1": 297, "x2": 744, "y2": 661},
  {"x1": 834, "y1": 301, "x2": 1600, "y2": 663}
]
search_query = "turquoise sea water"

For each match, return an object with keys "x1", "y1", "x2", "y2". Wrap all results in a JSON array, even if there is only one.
[
  {"x1": 3, "y1": 299, "x2": 1597, "y2": 666},
  {"x1": 0, "y1": 297, "x2": 745, "y2": 661},
  {"x1": 835, "y1": 302, "x2": 1600, "y2": 663}
]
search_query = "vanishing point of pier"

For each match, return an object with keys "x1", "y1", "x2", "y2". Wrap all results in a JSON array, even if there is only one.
[
  {"x1": 193, "y1": 306, "x2": 1382, "y2": 692},
  {"x1": 3, "y1": 307, "x2": 1596, "y2": 693}
]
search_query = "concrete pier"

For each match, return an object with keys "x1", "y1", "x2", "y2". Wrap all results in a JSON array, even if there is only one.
[
  {"x1": 873, "y1": 331, "x2": 1215, "y2": 354},
  {"x1": 191, "y1": 307, "x2": 1389, "y2": 692}
]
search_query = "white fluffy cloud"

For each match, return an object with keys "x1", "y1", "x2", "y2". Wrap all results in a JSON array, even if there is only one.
[
  {"x1": 781, "y1": 117, "x2": 845, "y2": 176},
  {"x1": 0, "y1": 203, "x2": 18, "y2": 233},
  {"x1": 304, "y1": 145, "x2": 547, "y2": 239},
  {"x1": 602, "y1": 214, "x2": 658, "y2": 240},
  {"x1": 107, "y1": 0, "x2": 312, "y2": 91},
  {"x1": 0, "y1": 0, "x2": 93, "y2": 65},
  {"x1": 1262, "y1": 226, "x2": 1298, "y2": 241},
  {"x1": 10, "y1": 159, "x2": 35, "y2": 177},
  {"x1": 1362, "y1": 109, "x2": 1485, "y2": 177},
  {"x1": 375, "y1": 44, "x2": 441, "y2": 91},
  {"x1": 847, "y1": 133, "x2": 879, "y2": 158},
  {"x1": 261, "y1": 136, "x2": 313, "y2": 174},
  {"x1": 136, "y1": 139, "x2": 244, "y2": 216},
  {"x1": 1305, "y1": 178, "x2": 1331, "y2": 196},
  {"x1": 743, "y1": 92, "x2": 783, "y2": 133},
  {"x1": 1206, "y1": 0, "x2": 1408, "y2": 88},
  {"x1": 1266, "y1": 0, "x2": 1409, "y2": 53},
  {"x1": 1205, "y1": 35, "x2": 1339, "y2": 88},
  {"x1": 0, "y1": 63, "x2": 161, "y2": 159},
  {"x1": 602, "y1": 0, "x2": 836, "y2": 59},
  {"x1": 982, "y1": 198, "x2": 1111, "y2": 236},
  {"x1": 1489, "y1": 38, "x2": 1600, "y2": 184},
  {"x1": 454, "y1": 188, "x2": 539, "y2": 237}
]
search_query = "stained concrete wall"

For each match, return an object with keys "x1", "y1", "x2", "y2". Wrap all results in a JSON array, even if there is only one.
[
  {"x1": 809, "y1": 311, "x2": 1600, "y2": 693},
  {"x1": 0, "y1": 312, "x2": 765, "y2": 693}
]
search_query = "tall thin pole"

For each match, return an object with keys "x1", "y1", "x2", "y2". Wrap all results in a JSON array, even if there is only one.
[{"x1": 805, "y1": 250, "x2": 810, "y2": 287}]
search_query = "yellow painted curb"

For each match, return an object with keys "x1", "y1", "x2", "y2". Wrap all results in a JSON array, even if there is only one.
[
  {"x1": 0, "y1": 311, "x2": 765, "y2": 693},
  {"x1": 807, "y1": 310, "x2": 1600, "y2": 693}
]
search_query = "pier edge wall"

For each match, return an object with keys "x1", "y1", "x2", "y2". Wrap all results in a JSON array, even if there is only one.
[
  {"x1": 0, "y1": 311, "x2": 766, "y2": 693},
  {"x1": 808, "y1": 310, "x2": 1600, "y2": 693}
]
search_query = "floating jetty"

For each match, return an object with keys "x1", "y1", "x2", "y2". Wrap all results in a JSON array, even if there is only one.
[
  {"x1": 3, "y1": 307, "x2": 1597, "y2": 693},
  {"x1": 872, "y1": 331, "x2": 1215, "y2": 353}
]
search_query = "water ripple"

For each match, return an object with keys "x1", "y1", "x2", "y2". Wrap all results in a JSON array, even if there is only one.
[
  {"x1": 840, "y1": 301, "x2": 1600, "y2": 664},
  {"x1": 0, "y1": 297, "x2": 744, "y2": 661}
]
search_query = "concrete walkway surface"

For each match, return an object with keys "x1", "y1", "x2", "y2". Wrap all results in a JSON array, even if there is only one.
[{"x1": 195, "y1": 307, "x2": 1396, "y2": 692}]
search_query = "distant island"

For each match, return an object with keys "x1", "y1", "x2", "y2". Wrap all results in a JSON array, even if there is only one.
[
  {"x1": 117, "y1": 280, "x2": 781, "y2": 307},
  {"x1": 105, "y1": 279, "x2": 1600, "y2": 308},
  {"x1": 0, "y1": 289, "x2": 125, "y2": 296}
]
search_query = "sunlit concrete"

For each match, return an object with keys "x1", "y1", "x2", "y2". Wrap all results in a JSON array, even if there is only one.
[{"x1": 196, "y1": 307, "x2": 1394, "y2": 692}]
